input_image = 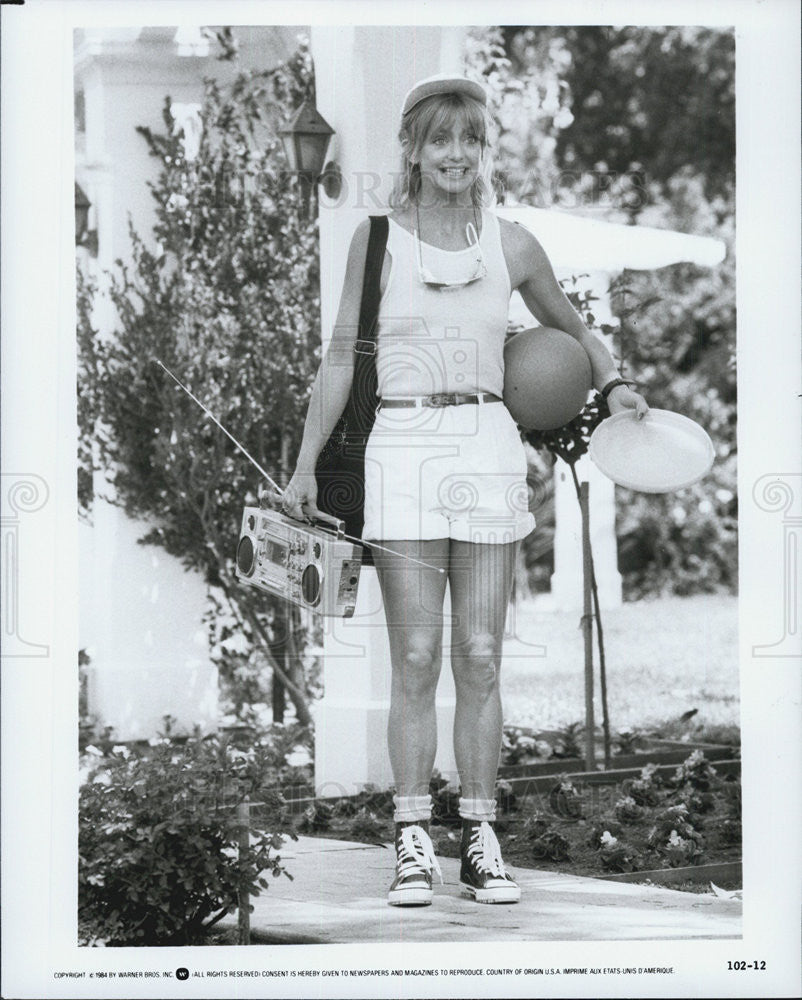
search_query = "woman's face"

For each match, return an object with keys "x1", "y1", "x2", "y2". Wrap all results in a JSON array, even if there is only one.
[{"x1": 414, "y1": 110, "x2": 483, "y2": 202}]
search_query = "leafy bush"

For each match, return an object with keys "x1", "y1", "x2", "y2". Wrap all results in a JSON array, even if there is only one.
[
  {"x1": 327, "y1": 784, "x2": 394, "y2": 823},
  {"x1": 551, "y1": 722, "x2": 585, "y2": 760},
  {"x1": 495, "y1": 779, "x2": 517, "y2": 815},
  {"x1": 647, "y1": 804, "x2": 703, "y2": 851},
  {"x1": 501, "y1": 726, "x2": 554, "y2": 765},
  {"x1": 430, "y1": 771, "x2": 461, "y2": 827},
  {"x1": 348, "y1": 808, "x2": 387, "y2": 843},
  {"x1": 672, "y1": 749, "x2": 718, "y2": 791},
  {"x1": 548, "y1": 778, "x2": 584, "y2": 819},
  {"x1": 356, "y1": 784, "x2": 395, "y2": 818},
  {"x1": 501, "y1": 727, "x2": 537, "y2": 764},
  {"x1": 587, "y1": 817, "x2": 623, "y2": 849},
  {"x1": 676, "y1": 788, "x2": 716, "y2": 817},
  {"x1": 79, "y1": 718, "x2": 116, "y2": 758},
  {"x1": 624, "y1": 762, "x2": 664, "y2": 807},
  {"x1": 79, "y1": 727, "x2": 295, "y2": 946},
  {"x1": 615, "y1": 730, "x2": 646, "y2": 756},
  {"x1": 296, "y1": 802, "x2": 332, "y2": 834},
  {"x1": 613, "y1": 795, "x2": 647, "y2": 824},
  {"x1": 597, "y1": 831, "x2": 642, "y2": 873},
  {"x1": 522, "y1": 812, "x2": 552, "y2": 841},
  {"x1": 330, "y1": 796, "x2": 360, "y2": 820},
  {"x1": 657, "y1": 829, "x2": 705, "y2": 867},
  {"x1": 531, "y1": 830, "x2": 571, "y2": 862}
]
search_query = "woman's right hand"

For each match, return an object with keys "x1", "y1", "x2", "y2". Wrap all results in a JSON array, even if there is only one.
[{"x1": 281, "y1": 469, "x2": 320, "y2": 522}]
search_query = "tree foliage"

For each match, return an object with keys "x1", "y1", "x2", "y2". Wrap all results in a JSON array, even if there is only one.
[
  {"x1": 549, "y1": 27, "x2": 735, "y2": 204},
  {"x1": 468, "y1": 25, "x2": 737, "y2": 597},
  {"x1": 79, "y1": 41, "x2": 322, "y2": 721}
]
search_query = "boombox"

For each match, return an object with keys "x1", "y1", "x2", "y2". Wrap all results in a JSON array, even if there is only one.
[
  {"x1": 153, "y1": 359, "x2": 367, "y2": 617},
  {"x1": 235, "y1": 506, "x2": 363, "y2": 617}
]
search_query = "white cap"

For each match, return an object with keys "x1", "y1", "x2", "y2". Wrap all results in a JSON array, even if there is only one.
[{"x1": 401, "y1": 73, "x2": 487, "y2": 118}]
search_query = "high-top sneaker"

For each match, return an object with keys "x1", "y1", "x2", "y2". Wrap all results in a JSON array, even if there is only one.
[
  {"x1": 387, "y1": 821, "x2": 443, "y2": 906},
  {"x1": 459, "y1": 819, "x2": 521, "y2": 903}
]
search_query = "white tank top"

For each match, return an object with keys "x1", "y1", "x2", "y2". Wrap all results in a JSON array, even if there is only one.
[{"x1": 376, "y1": 209, "x2": 511, "y2": 397}]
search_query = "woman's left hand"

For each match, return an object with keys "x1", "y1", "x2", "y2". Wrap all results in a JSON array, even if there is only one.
[{"x1": 607, "y1": 384, "x2": 650, "y2": 420}]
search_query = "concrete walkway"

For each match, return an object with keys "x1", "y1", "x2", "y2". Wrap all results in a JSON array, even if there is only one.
[{"x1": 220, "y1": 836, "x2": 742, "y2": 944}]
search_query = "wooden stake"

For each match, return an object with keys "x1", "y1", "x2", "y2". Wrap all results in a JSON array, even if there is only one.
[
  {"x1": 237, "y1": 799, "x2": 250, "y2": 945},
  {"x1": 580, "y1": 481, "x2": 596, "y2": 770}
]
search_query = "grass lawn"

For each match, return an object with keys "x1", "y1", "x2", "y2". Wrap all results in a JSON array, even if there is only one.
[{"x1": 499, "y1": 593, "x2": 739, "y2": 736}]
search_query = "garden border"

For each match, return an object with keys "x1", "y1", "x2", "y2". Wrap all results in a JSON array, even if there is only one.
[
  {"x1": 270, "y1": 740, "x2": 739, "y2": 814},
  {"x1": 599, "y1": 860, "x2": 742, "y2": 888}
]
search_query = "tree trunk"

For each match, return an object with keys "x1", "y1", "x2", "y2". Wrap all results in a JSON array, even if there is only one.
[{"x1": 225, "y1": 583, "x2": 313, "y2": 728}]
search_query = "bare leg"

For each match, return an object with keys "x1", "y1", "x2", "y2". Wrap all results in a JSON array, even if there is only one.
[
  {"x1": 373, "y1": 539, "x2": 450, "y2": 798},
  {"x1": 448, "y1": 539, "x2": 519, "y2": 801}
]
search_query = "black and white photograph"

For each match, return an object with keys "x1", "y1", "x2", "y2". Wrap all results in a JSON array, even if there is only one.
[{"x1": 1, "y1": 1, "x2": 800, "y2": 998}]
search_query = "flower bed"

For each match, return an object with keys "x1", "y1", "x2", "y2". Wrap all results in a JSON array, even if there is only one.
[{"x1": 292, "y1": 750, "x2": 742, "y2": 890}]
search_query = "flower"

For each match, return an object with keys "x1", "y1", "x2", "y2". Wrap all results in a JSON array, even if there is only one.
[
  {"x1": 286, "y1": 747, "x2": 312, "y2": 767},
  {"x1": 552, "y1": 106, "x2": 575, "y2": 129},
  {"x1": 600, "y1": 830, "x2": 618, "y2": 847},
  {"x1": 666, "y1": 829, "x2": 695, "y2": 852},
  {"x1": 166, "y1": 192, "x2": 190, "y2": 213},
  {"x1": 671, "y1": 505, "x2": 687, "y2": 525}
]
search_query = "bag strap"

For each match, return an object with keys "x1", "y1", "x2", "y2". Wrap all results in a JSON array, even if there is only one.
[
  {"x1": 342, "y1": 215, "x2": 387, "y2": 436},
  {"x1": 357, "y1": 214, "x2": 389, "y2": 343}
]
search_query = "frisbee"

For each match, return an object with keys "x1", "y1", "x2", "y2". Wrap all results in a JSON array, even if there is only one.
[{"x1": 589, "y1": 408, "x2": 715, "y2": 493}]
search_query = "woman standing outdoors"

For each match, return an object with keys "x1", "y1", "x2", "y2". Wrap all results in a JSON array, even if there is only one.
[{"x1": 283, "y1": 75, "x2": 649, "y2": 907}]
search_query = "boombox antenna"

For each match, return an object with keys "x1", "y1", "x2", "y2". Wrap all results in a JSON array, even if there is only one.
[
  {"x1": 155, "y1": 359, "x2": 445, "y2": 575},
  {"x1": 156, "y1": 359, "x2": 282, "y2": 495}
]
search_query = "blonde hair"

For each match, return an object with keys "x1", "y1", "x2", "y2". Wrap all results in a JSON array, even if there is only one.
[{"x1": 389, "y1": 92, "x2": 497, "y2": 211}]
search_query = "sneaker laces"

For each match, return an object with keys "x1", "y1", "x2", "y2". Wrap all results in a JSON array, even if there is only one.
[
  {"x1": 397, "y1": 825, "x2": 443, "y2": 884},
  {"x1": 466, "y1": 820, "x2": 508, "y2": 878}
]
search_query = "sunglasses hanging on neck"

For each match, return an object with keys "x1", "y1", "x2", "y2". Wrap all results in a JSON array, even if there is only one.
[{"x1": 414, "y1": 203, "x2": 488, "y2": 289}]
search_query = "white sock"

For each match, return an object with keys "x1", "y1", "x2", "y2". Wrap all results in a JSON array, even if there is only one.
[
  {"x1": 459, "y1": 797, "x2": 497, "y2": 822},
  {"x1": 393, "y1": 794, "x2": 432, "y2": 824}
]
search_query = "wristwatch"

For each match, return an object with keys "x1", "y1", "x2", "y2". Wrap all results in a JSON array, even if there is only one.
[{"x1": 601, "y1": 377, "x2": 637, "y2": 399}]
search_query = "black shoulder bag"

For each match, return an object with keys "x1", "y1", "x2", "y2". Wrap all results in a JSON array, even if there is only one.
[{"x1": 314, "y1": 215, "x2": 389, "y2": 566}]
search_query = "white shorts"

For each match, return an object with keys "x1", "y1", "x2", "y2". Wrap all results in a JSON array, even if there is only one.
[{"x1": 362, "y1": 399, "x2": 536, "y2": 544}]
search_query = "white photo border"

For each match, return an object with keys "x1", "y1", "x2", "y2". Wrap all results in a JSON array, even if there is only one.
[{"x1": 1, "y1": 1, "x2": 800, "y2": 997}]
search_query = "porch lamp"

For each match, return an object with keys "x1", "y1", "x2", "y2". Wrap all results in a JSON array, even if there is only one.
[
  {"x1": 278, "y1": 99, "x2": 342, "y2": 199},
  {"x1": 74, "y1": 182, "x2": 98, "y2": 255}
]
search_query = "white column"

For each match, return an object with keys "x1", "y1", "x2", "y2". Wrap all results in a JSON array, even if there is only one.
[
  {"x1": 85, "y1": 486, "x2": 218, "y2": 741},
  {"x1": 313, "y1": 574, "x2": 463, "y2": 795},
  {"x1": 77, "y1": 37, "x2": 220, "y2": 740},
  {"x1": 549, "y1": 455, "x2": 622, "y2": 611},
  {"x1": 311, "y1": 26, "x2": 466, "y2": 795}
]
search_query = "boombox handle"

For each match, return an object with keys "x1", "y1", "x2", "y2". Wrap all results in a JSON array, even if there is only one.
[
  {"x1": 258, "y1": 485, "x2": 346, "y2": 540},
  {"x1": 301, "y1": 504, "x2": 346, "y2": 540}
]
